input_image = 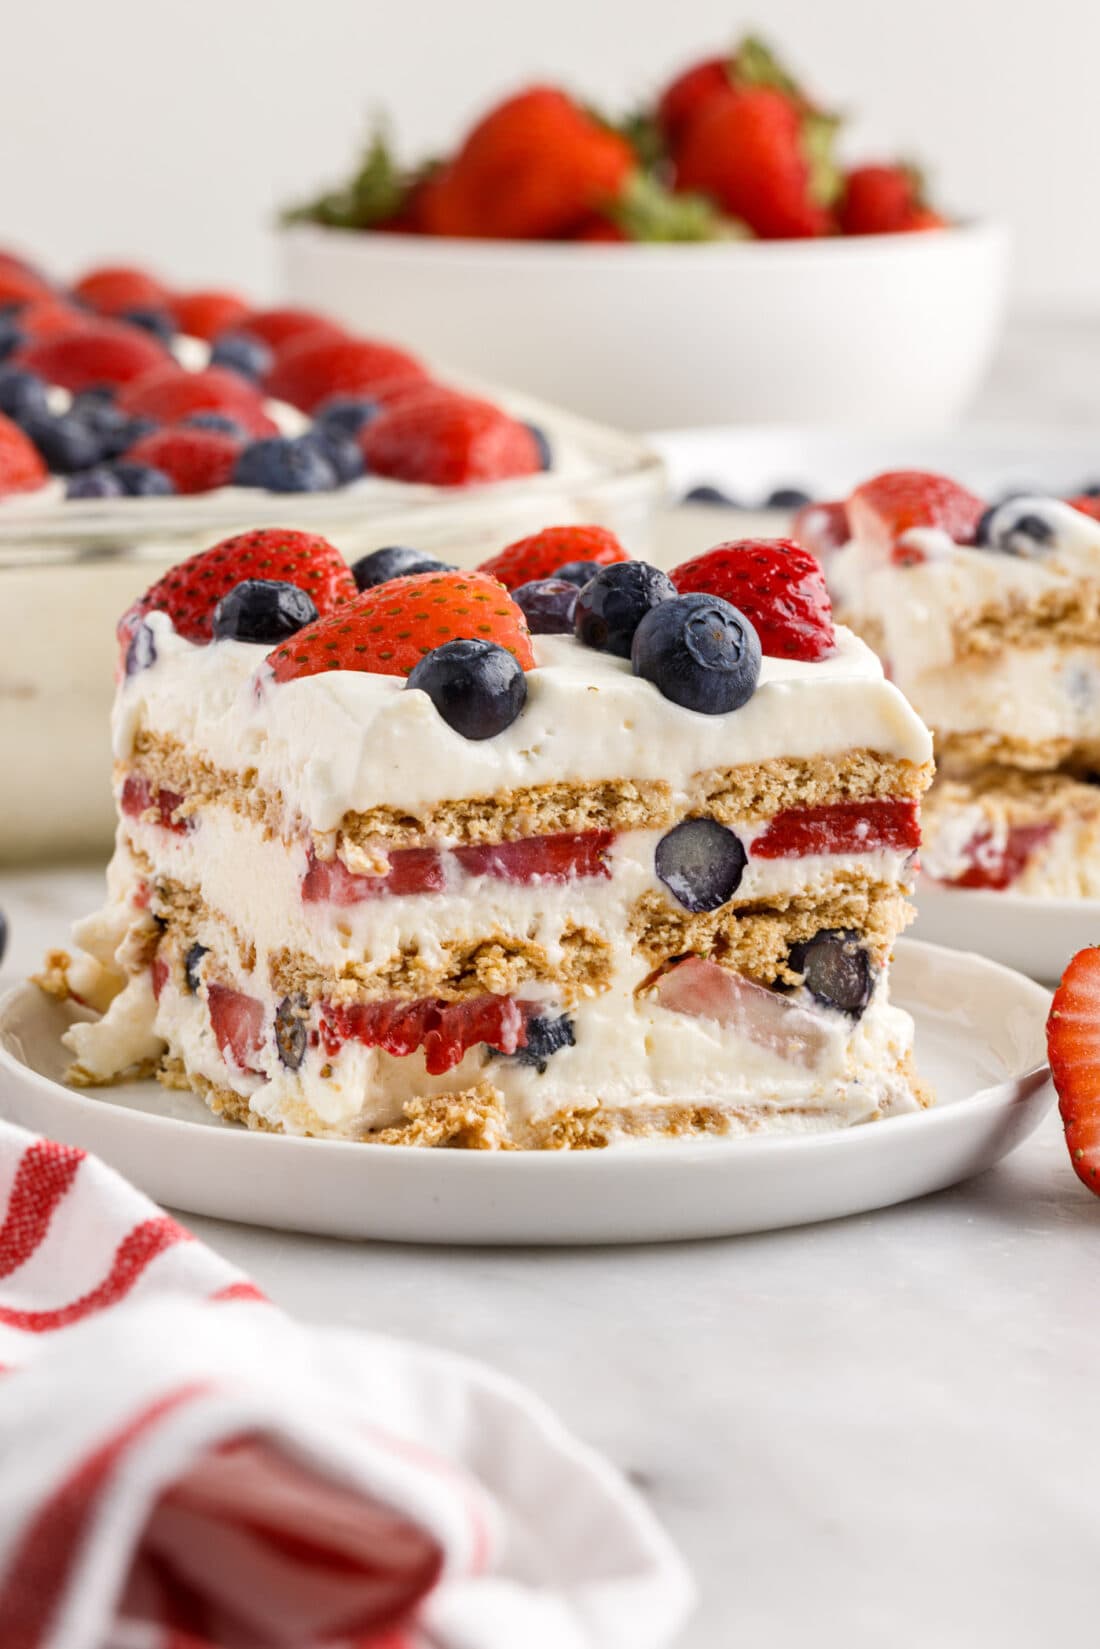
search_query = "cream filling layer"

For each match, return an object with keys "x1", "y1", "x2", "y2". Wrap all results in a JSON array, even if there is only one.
[
  {"x1": 119, "y1": 808, "x2": 916, "y2": 981},
  {"x1": 114, "y1": 618, "x2": 933, "y2": 834}
]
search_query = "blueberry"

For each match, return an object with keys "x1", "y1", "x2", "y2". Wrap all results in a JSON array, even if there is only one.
[
  {"x1": 0, "y1": 367, "x2": 47, "y2": 422},
  {"x1": 553, "y1": 559, "x2": 604, "y2": 587},
  {"x1": 233, "y1": 435, "x2": 338, "y2": 493},
  {"x1": 66, "y1": 465, "x2": 126, "y2": 500},
  {"x1": 350, "y1": 545, "x2": 452, "y2": 590},
  {"x1": 182, "y1": 411, "x2": 244, "y2": 437},
  {"x1": 491, "y1": 1011, "x2": 575, "y2": 1072},
  {"x1": 512, "y1": 577, "x2": 578, "y2": 634},
  {"x1": 683, "y1": 484, "x2": 739, "y2": 507},
  {"x1": 524, "y1": 421, "x2": 553, "y2": 470},
  {"x1": 632, "y1": 592, "x2": 761, "y2": 714},
  {"x1": 110, "y1": 461, "x2": 174, "y2": 497},
  {"x1": 315, "y1": 396, "x2": 381, "y2": 437},
  {"x1": 787, "y1": 928, "x2": 873, "y2": 1018},
  {"x1": 183, "y1": 941, "x2": 208, "y2": 994},
  {"x1": 406, "y1": 638, "x2": 526, "y2": 740},
  {"x1": 302, "y1": 425, "x2": 364, "y2": 485},
  {"x1": 71, "y1": 385, "x2": 115, "y2": 408},
  {"x1": 124, "y1": 621, "x2": 157, "y2": 676},
  {"x1": 20, "y1": 409, "x2": 105, "y2": 474},
  {"x1": 72, "y1": 398, "x2": 155, "y2": 458},
  {"x1": 120, "y1": 307, "x2": 175, "y2": 343},
  {"x1": 212, "y1": 578, "x2": 319, "y2": 644},
  {"x1": 764, "y1": 486, "x2": 812, "y2": 509},
  {"x1": 211, "y1": 329, "x2": 272, "y2": 381},
  {"x1": 574, "y1": 561, "x2": 676, "y2": 657},
  {"x1": 0, "y1": 316, "x2": 23, "y2": 363},
  {"x1": 275, "y1": 994, "x2": 308, "y2": 1070},
  {"x1": 976, "y1": 498, "x2": 1059, "y2": 558},
  {"x1": 654, "y1": 817, "x2": 746, "y2": 911}
]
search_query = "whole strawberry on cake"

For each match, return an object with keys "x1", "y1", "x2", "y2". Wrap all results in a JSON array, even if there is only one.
[
  {"x1": 41, "y1": 525, "x2": 934, "y2": 1147},
  {"x1": 805, "y1": 471, "x2": 1100, "y2": 898}
]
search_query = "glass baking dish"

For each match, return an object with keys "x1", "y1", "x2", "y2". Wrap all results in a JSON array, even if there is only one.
[{"x1": 0, "y1": 389, "x2": 665, "y2": 863}]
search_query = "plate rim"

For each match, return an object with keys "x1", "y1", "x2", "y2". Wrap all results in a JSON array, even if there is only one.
[{"x1": 0, "y1": 938, "x2": 1052, "y2": 1173}]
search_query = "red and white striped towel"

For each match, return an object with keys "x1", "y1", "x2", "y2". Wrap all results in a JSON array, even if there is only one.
[{"x1": 0, "y1": 1119, "x2": 691, "y2": 1649}]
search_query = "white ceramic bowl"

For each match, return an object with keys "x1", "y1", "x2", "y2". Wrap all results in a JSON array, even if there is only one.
[{"x1": 279, "y1": 220, "x2": 1010, "y2": 432}]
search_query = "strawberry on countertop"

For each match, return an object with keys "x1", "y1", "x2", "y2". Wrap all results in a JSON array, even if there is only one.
[
  {"x1": 119, "y1": 527, "x2": 357, "y2": 646},
  {"x1": 266, "y1": 569, "x2": 535, "y2": 682},
  {"x1": 671, "y1": 537, "x2": 836, "y2": 661},
  {"x1": 1047, "y1": 948, "x2": 1100, "y2": 1197}
]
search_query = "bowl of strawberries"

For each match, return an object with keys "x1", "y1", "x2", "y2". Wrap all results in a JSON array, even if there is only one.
[{"x1": 279, "y1": 35, "x2": 1008, "y2": 432}]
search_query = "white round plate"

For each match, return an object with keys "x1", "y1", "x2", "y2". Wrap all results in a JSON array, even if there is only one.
[
  {"x1": 0, "y1": 940, "x2": 1051, "y2": 1246},
  {"x1": 911, "y1": 880, "x2": 1096, "y2": 986}
]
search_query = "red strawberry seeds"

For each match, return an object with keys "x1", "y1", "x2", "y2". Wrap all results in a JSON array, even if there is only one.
[
  {"x1": 266, "y1": 570, "x2": 535, "y2": 682},
  {"x1": 671, "y1": 537, "x2": 836, "y2": 661},
  {"x1": 124, "y1": 427, "x2": 241, "y2": 495}
]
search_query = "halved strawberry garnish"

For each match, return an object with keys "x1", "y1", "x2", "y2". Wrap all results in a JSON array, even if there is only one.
[
  {"x1": 671, "y1": 537, "x2": 836, "y2": 661},
  {"x1": 320, "y1": 993, "x2": 530, "y2": 1075},
  {"x1": 265, "y1": 333, "x2": 428, "y2": 413},
  {"x1": 71, "y1": 264, "x2": 170, "y2": 317},
  {"x1": 117, "y1": 364, "x2": 277, "y2": 437},
  {"x1": 266, "y1": 569, "x2": 534, "y2": 682},
  {"x1": 751, "y1": 798, "x2": 920, "y2": 859},
  {"x1": 240, "y1": 307, "x2": 346, "y2": 351},
  {"x1": 119, "y1": 528, "x2": 357, "y2": 646},
  {"x1": 360, "y1": 394, "x2": 542, "y2": 487},
  {"x1": 0, "y1": 411, "x2": 48, "y2": 497},
  {"x1": 207, "y1": 983, "x2": 265, "y2": 1073},
  {"x1": 124, "y1": 426, "x2": 241, "y2": 495},
  {"x1": 846, "y1": 471, "x2": 985, "y2": 565},
  {"x1": 16, "y1": 321, "x2": 169, "y2": 391},
  {"x1": 1047, "y1": 948, "x2": 1100, "y2": 1196},
  {"x1": 478, "y1": 526, "x2": 629, "y2": 590},
  {"x1": 169, "y1": 289, "x2": 251, "y2": 342}
]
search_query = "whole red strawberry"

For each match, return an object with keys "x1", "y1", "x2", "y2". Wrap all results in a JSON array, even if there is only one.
[
  {"x1": 0, "y1": 411, "x2": 48, "y2": 497},
  {"x1": 71, "y1": 264, "x2": 170, "y2": 316},
  {"x1": 169, "y1": 289, "x2": 250, "y2": 342},
  {"x1": 418, "y1": 86, "x2": 635, "y2": 240},
  {"x1": 674, "y1": 85, "x2": 829, "y2": 239},
  {"x1": 1047, "y1": 948, "x2": 1100, "y2": 1196},
  {"x1": 838, "y1": 165, "x2": 944, "y2": 235},
  {"x1": 265, "y1": 333, "x2": 428, "y2": 413},
  {"x1": 119, "y1": 528, "x2": 356, "y2": 646},
  {"x1": 671, "y1": 538, "x2": 835, "y2": 660},
  {"x1": 847, "y1": 471, "x2": 985, "y2": 565},
  {"x1": 124, "y1": 427, "x2": 242, "y2": 495},
  {"x1": 656, "y1": 57, "x2": 732, "y2": 144},
  {"x1": 479, "y1": 525, "x2": 629, "y2": 589},
  {"x1": 240, "y1": 307, "x2": 346, "y2": 350},
  {"x1": 362, "y1": 395, "x2": 542, "y2": 487},
  {"x1": 266, "y1": 570, "x2": 535, "y2": 682},
  {"x1": 16, "y1": 321, "x2": 169, "y2": 391},
  {"x1": 117, "y1": 365, "x2": 277, "y2": 436}
]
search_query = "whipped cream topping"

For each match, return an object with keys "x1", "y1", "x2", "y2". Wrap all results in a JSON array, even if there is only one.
[{"x1": 115, "y1": 615, "x2": 933, "y2": 833}]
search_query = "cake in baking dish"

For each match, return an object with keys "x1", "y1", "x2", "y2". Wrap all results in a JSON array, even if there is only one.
[
  {"x1": 43, "y1": 524, "x2": 934, "y2": 1147},
  {"x1": 809, "y1": 473, "x2": 1100, "y2": 898}
]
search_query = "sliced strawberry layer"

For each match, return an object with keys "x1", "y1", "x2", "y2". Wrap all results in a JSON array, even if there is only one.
[
  {"x1": 302, "y1": 830, "x2": 614, "y2": 904},
  {"x1": 302, "y1": 846, "x2": 446, "y2": 903},
  {"x1": 750, "y1": 798, "x2": 920, "y2": 859},
  {"x1": 151, "y1": 956, "x2": 169, "y2": 1001},
  {"x1": 652, "y1": 957, "x2": 831, "y2": 1068},
  {"x1": 321, "y1": 994, "x2": 531, "y2": 1075},
  {"x1": 207, "y1": 983, "x2": 265, "y2": 1073},
  {"x1": 943, "y1": 823, "x2": 1055, "y2": 891},
  {"x1": 119, "y1": 775, "x2": 191, "y2": 835},
  {"x1": 453, "y1": 831, "x2": 614, "y2": 883}
]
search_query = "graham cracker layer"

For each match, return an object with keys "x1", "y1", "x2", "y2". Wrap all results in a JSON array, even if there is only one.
[
  {"x1": 927, "y1": 766, "x2": 1100, "y2": 823},
  {"x1": 629, "y1": 876, "x2": 912, "y2": 983},
  {"x1": 125, "y1": 729, "x2": 931, "y2": 851},
  {"x1": 935, "y1": 729, "x2": 1100, "y2": 777},
  {"x1": 951, "y1": 582, "x2": 1100, "y2": 660},
  {"x1": 155, "y1": 1054, "x2": 930, "y2": 1149}
]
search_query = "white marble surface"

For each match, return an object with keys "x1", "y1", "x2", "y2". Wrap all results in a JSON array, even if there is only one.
[{"x1": 1, "y1": 863, "x2": 1097, "y2": 1649}]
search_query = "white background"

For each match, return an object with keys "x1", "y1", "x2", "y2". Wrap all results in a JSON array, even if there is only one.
[{"x1": 2, "y1": 0, "x2": 1091, "y2": 309}]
